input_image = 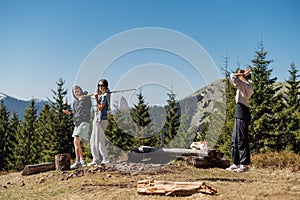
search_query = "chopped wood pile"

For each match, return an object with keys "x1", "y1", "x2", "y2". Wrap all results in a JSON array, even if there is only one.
[
  {"x1": 186, "y1": 150, "x2": 230, "y2": 169},
  {"x1": 137, "y1": 178, "x2": 217, "y2": 196},
  {"x1": 129, "y1": 146, "x2": 230, "y2": 169}
]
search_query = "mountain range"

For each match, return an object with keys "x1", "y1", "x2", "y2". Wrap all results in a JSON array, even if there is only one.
[
  {"x1": 0, "y1": 93, "x2": 48, "y2": 120},
  {"x1": 1, "y1": 79, "x2": 287, "y2": 124},
  {"x1": 1, "y1": 79, "x2": 227, "y2": 125}
]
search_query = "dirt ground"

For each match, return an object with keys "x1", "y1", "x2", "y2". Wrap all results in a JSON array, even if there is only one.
[{"x1": 0, "y1": 162, "x2": 299, "y2": 200}]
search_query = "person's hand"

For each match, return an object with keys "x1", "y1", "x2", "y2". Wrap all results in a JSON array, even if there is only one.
[
  {"x1": 244, "y1": 68, "x2": 251, "y2": 76},
  {"x1": 62, "y1": 110, "x2": 71, "y2": 115}
]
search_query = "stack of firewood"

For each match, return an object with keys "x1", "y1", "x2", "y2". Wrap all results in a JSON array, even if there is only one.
[
  {"x1": 185, "y1": 149, "x2": 230, "y2": 169},
  {"x1": 129, "y1": 146, "x2": 230, "y2": 169}
]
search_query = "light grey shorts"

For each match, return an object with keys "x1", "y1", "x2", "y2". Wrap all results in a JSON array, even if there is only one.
[{"x1": 72, "y1": 122, "x2": 90, "y2": 141}]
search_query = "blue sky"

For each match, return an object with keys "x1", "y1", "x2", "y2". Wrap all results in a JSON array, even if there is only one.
[{"x1": 0, "y1": 0, "x2": 299, "y2": 106}]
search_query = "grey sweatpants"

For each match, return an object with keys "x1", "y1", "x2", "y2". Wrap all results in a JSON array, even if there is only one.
[
  {"x1": 231, "y1": 118, "x2": 251, "y2": 165},
  {"x1": 90, "y1": 119, "x2": 109, "y2": 162}
]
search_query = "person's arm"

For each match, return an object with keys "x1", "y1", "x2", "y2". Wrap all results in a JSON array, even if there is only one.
[
  {"x1": 95, "y1": 94, "x2": 106, "y2": 111},
  {"x1": 63, "y1": 109, "x2": 71, "y2": 115},
  {"x1": 230, "y1": 73, "x2": 241, "y2": 87},
  {"x1": 230, "y1": 69, "x2": 251, "y2": 86},
  {"x1": 244, "y1": 68, "x2": 251, "y2": 77}
]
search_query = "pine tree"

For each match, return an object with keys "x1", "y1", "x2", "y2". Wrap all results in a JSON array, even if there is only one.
[
  {"x1": 160, "y1": 90, "x2": 181, "y2": 147},
  {"x1": 6, "y1": 111, "x2": 20, "y2": 170},
  {"x1": 50, "y1": 78, "x2": 74, "y2": 156},
  {"x1": 175, "y1": 114, "x2": 194, "y2": 148},
  {"x1": 131, "y1": 92, "x2": 151, "y2": 127},
  {"x1": 0, "y1": 100, "x2": 10, "y2": 170},
  {"x1": 36, "y1": 103, "x2": 56, "y2": 162},
  {"x1": 285, "y1": 63, "x2": 300, "y2": 110},
  {"x1": 215, "y1": 56, "x2": 236, "y2": 157},
  {"x1": 15, "y1": 100, "x2": 39, "y2": 169},
  {"x1": 268, "y1": 92, "x2": 287, "y2": 151},
  {"x1": 249, "y1": 41, "x2": 279, "y2": 153},
  {"x1": 105, "y1": 112, "x2": 134, "y2": 158},
  {"x1": 112, "y1": 100, "x2": 135, "y2": 135},
  {"x1": 284, "y1": 63, "x2": 300, "y2": 152},
  {"x1": 130, "y1": 92, "x2": 151, "y2": 146}
]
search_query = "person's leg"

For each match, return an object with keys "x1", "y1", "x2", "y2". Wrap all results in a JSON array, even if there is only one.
[
  {"x1": 89, "y1": 119, "x2": 101, "y2": 163},
  {"x1": 237, "y1": 119, "x2": 250, "y2": 165},
  {"x1": 71, "y1": 126, "x2": 81, "y2": 169},
  {"x1": 74, "y1": 136, "x2": 81, "y2": 161},
  {"x1": 99, "y1": 120, "x2": 109, "y2": 163},
  {"x1": 226, "y1": 118, "x2": 240, "y2": 171},
  {"x1": 74, "y1": 136, "x2": 84, "y2": 161},
  {"x1": 232, "y1": 118, "x2": 250, "y2": 172},
  {"x1": 232, "y1": 118, "x2": 240, "y2": 165},
  {"x1": 71, "y1": 135, "x2": 84, "y2": 169}
]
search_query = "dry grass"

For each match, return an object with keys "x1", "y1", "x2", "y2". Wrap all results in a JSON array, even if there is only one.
[
  {"x1": 0, "y1": 153, "x2": 300, "y2": 200},
  {"x1": 251, "y1": 151, "x2": 300, "y2": 172}
]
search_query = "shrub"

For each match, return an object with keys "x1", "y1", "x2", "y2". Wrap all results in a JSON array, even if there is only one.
[{"x1": 251, "y1": 151, "x2": 300, "y2": 172}]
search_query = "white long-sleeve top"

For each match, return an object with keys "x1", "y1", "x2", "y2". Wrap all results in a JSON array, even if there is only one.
[{"x1": 230, "y1": 73, "x2": 254, "y2": 107}]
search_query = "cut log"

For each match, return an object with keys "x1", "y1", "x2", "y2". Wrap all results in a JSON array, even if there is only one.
[
  {"x1": 129, "y1": 146, "x2": 230, "y2": 168},
  {"x1": 130, "y1": 146, "x2": 209, "y2": 157},
  {"x1": 186, "y1": 156, "x2": 230, "y2": 169},
  {"x1": 22, "y1": 162, "x2": 55, "y2": 176},
  {"x1": 137, "y1": 178, "x2": 217, "y2": 196},
  {"x1": 55, "y1": 153, "x2": 71, "y2": 171}
]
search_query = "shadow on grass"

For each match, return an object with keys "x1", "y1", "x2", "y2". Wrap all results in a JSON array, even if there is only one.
[{"x1": 196, "y1": 177, "x2": 251, "y2": 182}]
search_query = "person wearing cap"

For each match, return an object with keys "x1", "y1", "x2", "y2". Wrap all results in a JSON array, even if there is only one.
[
  {"x1": 63, "y1": 85, "x2": 92, "y2": 169},
  {"x1": 226, "y1": 67, "x2": 253, "y2": 172}
]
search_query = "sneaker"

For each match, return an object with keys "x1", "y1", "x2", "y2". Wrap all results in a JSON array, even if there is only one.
[
  {"x1": 87, "y1": 160, "x2": 100, "y2": 167},
  {"x1": 226, "y1": 164, "x2": 239, "y2": 171},
  {"x1": 234, "y1": 165, "x2": 248, "y2": 172},
  {"x1": 100, "y1": 158, "x2": 111, "y2": 165},
  {"x1": 70, "y1": 161, "x2": 81, "y2": 169},
  {"x1": 80, "y1": 160, "x2": 86, "y2": 166}
]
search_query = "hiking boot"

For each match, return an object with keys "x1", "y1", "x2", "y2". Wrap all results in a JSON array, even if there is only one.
[
  {"x1": 101, "y1": 158, "x2": 111, "y2": 165},
  {"x1": 226, "y1": 164, "x2": 239, "y2": 171},
  {"x1": 70, "y1": 161, "x2": 81, "y2": 169},
  {"x1": 234, "y1": 165, "x2": 248, "y2": 172}
]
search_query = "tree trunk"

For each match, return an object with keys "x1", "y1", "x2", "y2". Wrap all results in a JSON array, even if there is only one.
[{"x1": 55, "y1": 153, "x2": 71, "y2": 171}]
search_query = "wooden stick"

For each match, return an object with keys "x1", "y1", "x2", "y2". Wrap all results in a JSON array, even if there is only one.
[
  {"x1": 78, "y1": 88, "x2": 136, "y2": 99},
  {"x1": 109, "y1": 88, "x2": 136, "y2": 93}
]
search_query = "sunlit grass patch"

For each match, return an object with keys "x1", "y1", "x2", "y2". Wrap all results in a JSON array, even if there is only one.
[{"x1": 251, "y1": 151, "x2": 300, "y2": 172}]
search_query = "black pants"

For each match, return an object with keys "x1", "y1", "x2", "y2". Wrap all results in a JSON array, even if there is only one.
[{"x1": 231, "y1": 118, "x2": 250, "y2": 165}]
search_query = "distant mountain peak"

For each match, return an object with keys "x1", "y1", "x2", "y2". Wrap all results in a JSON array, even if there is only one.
[
  {"x1": 0, "y1": 92, "x2": 7, "y2": 101},
  {"x1": 0, "y1": 92, "x2": 48, "y2": 120}
]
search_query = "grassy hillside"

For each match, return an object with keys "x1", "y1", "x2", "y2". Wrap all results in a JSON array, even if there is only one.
[{"x1": 1, "y1": 152, "x2": 299, "y2": 200}]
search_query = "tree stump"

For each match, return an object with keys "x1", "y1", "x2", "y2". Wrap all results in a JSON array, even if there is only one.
[{"x1": 55, "y1": 153, "x2": 71, "y2": 171}]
